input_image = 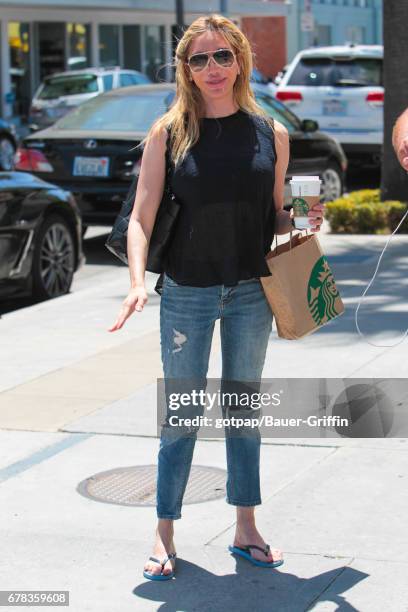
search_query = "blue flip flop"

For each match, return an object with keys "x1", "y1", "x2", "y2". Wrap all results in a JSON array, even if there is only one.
[
  {"x1": 143, "y1": 552, "x2": 177, "y2": 580},
  {"x1": 228, "y1": 543, "x2": 284, "y2": 568}
]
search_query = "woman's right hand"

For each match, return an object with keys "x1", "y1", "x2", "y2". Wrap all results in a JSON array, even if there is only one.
[{"x1": 108, "y1": 285, "x2": 148, "y2": 332}]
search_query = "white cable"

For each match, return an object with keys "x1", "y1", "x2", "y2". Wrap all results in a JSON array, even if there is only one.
[{"x1": 355, "y1": 207, "x2": 408, "y2": 347}]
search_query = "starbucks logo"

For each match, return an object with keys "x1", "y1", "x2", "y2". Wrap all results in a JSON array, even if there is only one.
[
  {"x1": 308, "y1": 256, "x2": 340, "y2": 325},
  {"x1": 292, "y1": 197, "x2": 309, "y2": 216}
]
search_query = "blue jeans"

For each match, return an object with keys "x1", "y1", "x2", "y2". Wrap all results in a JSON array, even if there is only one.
[{"x1": 157, "y1": 271, "x2": 273, "y2": 519}]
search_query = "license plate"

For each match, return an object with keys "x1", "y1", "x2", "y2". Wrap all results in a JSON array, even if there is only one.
[
  {"x1": 322, "y1": 99, "x2": 348, "y2": 116},
  {"x1": 73, "y1": 156, "x2": 110, "y2": 177}
]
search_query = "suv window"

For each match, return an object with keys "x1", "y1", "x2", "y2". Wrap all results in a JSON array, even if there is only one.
[
  {"x1": 38, "y1": 74, "x2": 99, "y2": 99},
  {"x1": 119, "y1": 73, "x2": 136, "y2": 87},
  {"x1": 288, "y1": 57, "x2": 382, "y2": 87},
  {"x1": 102, "y1": 74, "x2": 114, "y2": 91},
  {"x1": 119, "y1": 72, "x2": 151, "y2": 86}
]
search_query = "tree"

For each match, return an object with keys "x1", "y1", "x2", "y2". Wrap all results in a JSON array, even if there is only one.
[{"x1": 381, "y1": 0, "x2": 408, "y2": 201}]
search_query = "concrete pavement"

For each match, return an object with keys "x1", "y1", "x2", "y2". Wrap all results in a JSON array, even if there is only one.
[{"x1": 1, "y1": 225, "x2": 407, "y2": 611}]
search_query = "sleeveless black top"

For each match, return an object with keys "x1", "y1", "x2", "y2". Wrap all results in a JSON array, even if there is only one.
[{"x1": 164, "y1": 109, "x2": 276, "y2": 286}]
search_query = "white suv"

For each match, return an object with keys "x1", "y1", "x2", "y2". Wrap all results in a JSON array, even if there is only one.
[
  {"x1": 29, "y1": 67, "x2": 152, "y2": 132},
  {"x1": 276, "y1": 44, "x2": 383, "y2": 168}
]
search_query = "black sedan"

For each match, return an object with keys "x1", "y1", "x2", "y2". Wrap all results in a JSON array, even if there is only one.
[
  {"x1": 15, "y1": 83, "x2": 347, "y2": 230},
  {"x1": 0, "y1": 171, "x2": 85, "y2": 301},
  {"x1": 0, "y1": 118, "x2": 18, "y2": 171}
]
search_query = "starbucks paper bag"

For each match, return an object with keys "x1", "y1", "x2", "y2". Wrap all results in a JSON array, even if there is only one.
[{"x1": 260, "y1": 230, "x2": 345, "y2": 340}]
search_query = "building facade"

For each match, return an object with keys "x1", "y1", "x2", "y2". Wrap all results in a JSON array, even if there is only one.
[
  {"x1": 0, "y1": 0, "x2": 289, "y2": 123},
  {"x1": 286, "y1": 0, "x2": 383, "y2": 64}
]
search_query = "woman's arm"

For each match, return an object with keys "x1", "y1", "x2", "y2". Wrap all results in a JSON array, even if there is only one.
[
  {"x1": 107, "y1": 126, "x2": 168, "y2": 331},
  {"x1": 272, "y1": 119, "x2": 325, "y2": 234},
  {"x1": 127, "y1": 125, "x2": 168, "y2": 288}
]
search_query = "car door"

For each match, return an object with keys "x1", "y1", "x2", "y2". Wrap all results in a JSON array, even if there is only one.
[{"x1": 0, "y1": 176, "x2": 27, "y2": 283}]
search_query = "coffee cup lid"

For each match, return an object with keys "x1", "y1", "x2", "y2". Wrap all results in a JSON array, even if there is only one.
[{"x1": 290, "y1": 176, "x2": 321, "y2": 183}]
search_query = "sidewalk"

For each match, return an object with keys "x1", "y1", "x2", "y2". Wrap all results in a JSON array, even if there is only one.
[{"x1": 0, "y1": 228, "x2": 407, "y2": 611}]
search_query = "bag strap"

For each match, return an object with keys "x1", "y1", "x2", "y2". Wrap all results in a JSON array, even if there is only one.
[
  {"x1": 273, "y1": 226, "x2": 309, "y2": 254},
  {"x1": 163, "y1": 125, "x2": 174, "y2": 197}
]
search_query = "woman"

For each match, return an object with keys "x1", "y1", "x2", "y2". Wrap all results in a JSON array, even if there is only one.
[{"x1": 109, "y1": 14, "x2": 325, "y2": 580}]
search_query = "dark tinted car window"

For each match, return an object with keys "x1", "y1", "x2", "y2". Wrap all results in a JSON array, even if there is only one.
[
  {"x1": 38, "y1": 74, "x2": 99, "y2": 99},
  {"x1": 56, "y1": 91, "x2": 173, "y2": 131},
  {"x1": 288, "y1": 57, "x2": 382, "y2": 87}
]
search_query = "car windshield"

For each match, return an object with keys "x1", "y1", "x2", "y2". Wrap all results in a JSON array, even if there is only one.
[
  {"x1": 288, "y1": 57, "x2": 382, "y2": 87},
  {"x1": 254, "y1": 93, "x2": 301, "y2": 133},
  {"x1": 38, "y1": 74, "x2": 99, "y2": 100},
  {"x1": 55, "y1": 91, "x2": 174, "y2": 131}
]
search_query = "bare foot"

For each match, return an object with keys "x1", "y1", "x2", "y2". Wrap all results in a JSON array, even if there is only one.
[
  {"x1": 143, "y1": 522, "x2": 176, "y2": 577},
  {"x1": 233, "y1": 524, "x2": 283, "y2": 564}
]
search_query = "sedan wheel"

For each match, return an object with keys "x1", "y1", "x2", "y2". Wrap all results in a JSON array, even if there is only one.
[
  {"x1": 0, "y1": 137, "x2": 16, "y2": 170},
  {"x1": 32, "y1": 215, "x2": 76, "y2": 300},
  {"x1": 321, "y1": 164, "x2": 343, "y2": 202}
]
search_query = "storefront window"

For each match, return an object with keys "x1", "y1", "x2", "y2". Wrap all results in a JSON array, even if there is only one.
[
  {"x1": 37, "y1": 22, "x2": 65, "y2": 81},
  {"x1": 346, "y1": 25, "x2": 366, "y2": 43},
  {"x1": 67, "y1": 23, "x2": 90, "y2": 70},
  {"x1": 123, "y1": 25, "x2": 141, "y2": 71},
  {"x1": 8, "y1": 22, "x2": 31, "y2": 119},
  {"x1": 143, "y1": 25, "x2": 165, "y2": 82},
  {"x1": 99, "y1": 25, "x2": 120, "y2": 67}
]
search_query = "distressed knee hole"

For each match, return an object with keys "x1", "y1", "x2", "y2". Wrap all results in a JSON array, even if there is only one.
[{"x1": 172, "y1": 328, "x2": 187, "y2": 353}]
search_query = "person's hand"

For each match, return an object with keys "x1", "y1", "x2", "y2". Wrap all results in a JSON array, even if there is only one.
[
  {"x1": 396, "y1": 136, "x2": 408, "y2": 171},
  {"x1": 108, "y1": 285, "x2": 148, "y2": 332},
  {"x1": 308, "y1": 202, "x2": 325, "y2": 232}
]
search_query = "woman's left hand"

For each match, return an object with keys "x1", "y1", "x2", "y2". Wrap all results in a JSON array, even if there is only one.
[{"x1": 308, "y1": 202, "x2": 325, "y2": 232}]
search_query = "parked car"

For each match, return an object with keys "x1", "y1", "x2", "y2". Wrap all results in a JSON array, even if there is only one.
[
  {"x1": 15, "y1": 83, "x2": 347, "y2": 232},
  {"x1": 0, "y1": 119, "x2": 18, "y2": 171},
  {"x1": 276, "y1": 44, "x2": 383, "y2": 167},
  {"x1": 274, "y1": 64, "x2": 289, "y2": 86},
  {"x1": 28, "y1": 67, "x2": 153, "y2": 132},
  {"x1": 0, "y1": 171, "x2": 85, "y2": 301}
]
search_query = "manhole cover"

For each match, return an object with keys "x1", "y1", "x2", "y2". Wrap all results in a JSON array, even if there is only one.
[{"x1": 77, "y1": 465, "x2": 226, "y2": 507}]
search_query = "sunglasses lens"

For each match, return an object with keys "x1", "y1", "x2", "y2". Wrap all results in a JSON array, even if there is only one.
[
  {"x1": 188, "y1": 49, "x2": 235, "y2": 72},
  {"x1": 189, "y1": 54, "x2": 208, "y2": 72},
  {"x1": 214, "y1": 50, "x2": 235, "y2": 67}
]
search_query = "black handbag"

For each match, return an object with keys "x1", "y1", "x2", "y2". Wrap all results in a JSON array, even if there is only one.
[{"x1": 104, "y1": 127, "x2": 181, "y2": 295}]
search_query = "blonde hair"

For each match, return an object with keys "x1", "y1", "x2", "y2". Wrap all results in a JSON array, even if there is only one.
[{"x1": 139, "y1": 13, "x2": 275, "y2": 168}]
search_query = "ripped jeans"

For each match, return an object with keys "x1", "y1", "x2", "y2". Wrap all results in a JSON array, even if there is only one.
[{"x1": 157, "y1": 271, "x2": 273, "y2": 519}]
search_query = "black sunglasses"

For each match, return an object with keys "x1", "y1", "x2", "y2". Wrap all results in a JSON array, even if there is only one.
[{"x1": 186, "y1": 48, "x2": 236, "y2": 73}]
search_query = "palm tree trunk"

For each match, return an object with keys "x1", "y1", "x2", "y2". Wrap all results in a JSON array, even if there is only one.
[{"x1": 381, "y1": 0, "x2": 408, "y2": 201}]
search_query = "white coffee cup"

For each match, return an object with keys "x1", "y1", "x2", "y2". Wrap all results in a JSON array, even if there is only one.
[{"x1": 289, "y1": 176, "x2": 322, "y2": 229}]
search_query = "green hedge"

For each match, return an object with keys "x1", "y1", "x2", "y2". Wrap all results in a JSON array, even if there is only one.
[{"x1": 325, "y1": 189, "x2": 408, "y2": 234}]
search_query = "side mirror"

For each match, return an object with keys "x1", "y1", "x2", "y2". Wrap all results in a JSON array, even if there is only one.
[{"x1": 301, "y1": 119, "x2": 319, "y2": 132}]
